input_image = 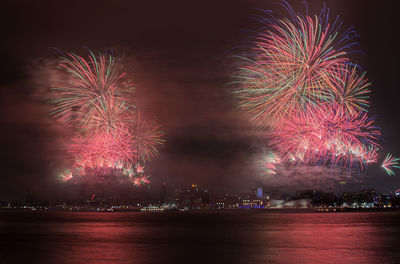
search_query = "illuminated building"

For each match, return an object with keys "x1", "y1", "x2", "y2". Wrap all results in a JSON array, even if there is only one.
[
  {"x1": 214, "y1": 194, "x2": 240, "y2": 209},
  {"x1": 239, "y1": 197, "x2": 264, "y2": 209},
  {"x1": 268, "y1": 198, "x2": 312, "y2": 209},
  {"x1": 358, "y1": 189, "x2": 376, "y2": 208},
  {"x1": 341, "y1": 192, "x2": 360, "y2": 208},
  {"x1": 177, "y1": 184, "x2": 210, "y2": 209},
  {"x1": 256, "y1": 188, "x2": 263, "y2": 199}
]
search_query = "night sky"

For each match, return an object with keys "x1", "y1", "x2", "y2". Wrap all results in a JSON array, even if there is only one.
[{"x1": 1, "y1": 0, "x2": 400, "y2": 199}]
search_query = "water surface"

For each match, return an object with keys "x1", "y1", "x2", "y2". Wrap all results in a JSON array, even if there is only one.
[{"x1": 1, "y1": 211, "x2": 399, "y2": 264}]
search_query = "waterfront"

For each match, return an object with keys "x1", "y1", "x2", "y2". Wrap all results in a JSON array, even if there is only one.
[{"x1": 1, "y1": 211, "x2": 400, "y2": 264}]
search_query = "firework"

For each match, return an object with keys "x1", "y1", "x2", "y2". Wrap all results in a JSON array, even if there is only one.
[
  {"x1": 361, "y1": 145, "x2": 378, "y2": 166},
  {"x1": 323, "y1": 64, "x2": 371, "y2": 116},
  {"x1": 139, "y1": 175, "x2": 151, "y2": 185},
  {"x1": 132, "y1": 177, "x2": 141, "y2": 186},
  {"x1": 132, "y1": 175, "x2": 151, "y2": 187},
  {"x1": 136, "y1": 163, "x2": 144, "y2": 173},
  {"x1": 57, "y1": 169, "x2": 73, "y2": 182},
  {"x1": 268, "y1": 103, "x2": 380, "y2": 170},
  {"x1": 69, "y1": 132, "x2": 136, "y2": 176},
  {"x1": 233, "y1": 3, "x2": 358, "y2": 127},
  {"x1": 233, "y1": 2, "x2": 388, "y2": 184},
  {"x1": 81, "y1": 95, "x2": 135, "y2": 137},
  {"x1": 121, "y1": 163, "x2": 151, "y2": 187},
  {"x1": 382, "y1": 153, "x2": 400, "y2": 176},
  {"x1": 135, "y1": 113, "x2": 166, "y2": 162},
  {"x1": 50, "y1": 50, "x2": 164, "y2": 185},
  {"x1": 261, "y1": 151, "x2": 281, "y2": 176},
  {"x1": 50, "y1": 51, "x2": 134, "y2": 131}
]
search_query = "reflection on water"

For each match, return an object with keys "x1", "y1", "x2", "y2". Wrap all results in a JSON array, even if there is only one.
[{"x1": 1, "y1": 212, "x2": 400, "y2": 264}]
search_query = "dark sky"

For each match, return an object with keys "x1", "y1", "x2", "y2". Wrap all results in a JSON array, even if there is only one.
[{"x1": 1, "y1": 0, "x2": 400, "y2": 199}]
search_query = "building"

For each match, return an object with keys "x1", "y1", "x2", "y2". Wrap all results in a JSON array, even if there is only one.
[
  {"x1": 159, "y1": 182, "x2": 167, "y2": 204},
  {"x1": 256, "y1": 187, "x2": 263, "y2": 199},
  {"x1": 214, "y1": 194, "x2": 240, "y2": 209},
  {"x1": 177, "y1": 184, "x2": 210, "y2": 209}
]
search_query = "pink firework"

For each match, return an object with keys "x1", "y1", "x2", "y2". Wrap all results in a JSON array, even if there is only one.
[
  {"x1": 135, "y1": 113, "x2": 165, "y2": 162},
  {"x1": 132, "y1": 175, "x2": 151, "y2": 187},
  {"x1": 136, "y1": 163, "x2": 144, "y2": 173},
  {"x1": 69, "y1": 131, "x2": 136, "y2": 176},
  {"x1": 50, "y1": 51, "x2": 165, "y2": 184},
  {"x1": 132, "y1": 177, "x2": 141, "y2": 187},
  {"x1": 58, "y1": 169, "x2": 73, "y2": 182},
  {"x1": 50, "y1": 51, "x2": 134, "y2": 131},
  {"x1": 382, "y1": 153, "x2": 400, "y2": 176},
  {"x1": 323, "y1": 64, "x2": 371, "y2": 116},
  {"x1": 261, "y1": 151, "x2": 281, "y2": 176},
  {"x1": 139, "y1": 175, "x2": 151, "y2": 184},
  {"x1": 234, "y1": 3, "x2": 358, "y2": 127},
  {"x1": 269, "y1": 103, "x2": 380, "y2": 169}
]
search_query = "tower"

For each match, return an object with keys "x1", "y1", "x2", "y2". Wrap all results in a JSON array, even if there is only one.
[{"x1": 160, "y1": 182, "x2": 166, "y2": 204}]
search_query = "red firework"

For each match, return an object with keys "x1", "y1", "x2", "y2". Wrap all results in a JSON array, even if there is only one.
[
  {"x1": 269, "y1": 103, "x2": 380, "y2": 169},
  {"x1": 50, "y1": 51, "x2": 164, "y2": 185},
  {"x1": 234, "y1": 3, "x2": 358, "y2": 127}
]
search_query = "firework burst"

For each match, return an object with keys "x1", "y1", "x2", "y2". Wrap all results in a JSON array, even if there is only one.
[
  {"x1": 382, "y1": 153, "x2": 400, "y2": 176},
  {"x1": 260, "y1": 151, "x2": 281, "y2": 176},
  {"x1": 233, "y1": 3, "x2": 358, "y2": 127},
  {"x1": 50, "y1": 50, "x2": 164, "y2": 185},
  {"x1": 50, "y1": 51, "x2": 134, "y2": 131},
  {"x1": 268, "y1": 103, "x2": 380, "y2": 169},
  {"x1": 135, "y1": 113, "x2": 166, "y2": 162},
  {"x1": 232, "y1": 2, "x2": 390, "y2": 184},
  {"x1": 323, "y1": 64, "x2": 371, "y2": 116}
]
